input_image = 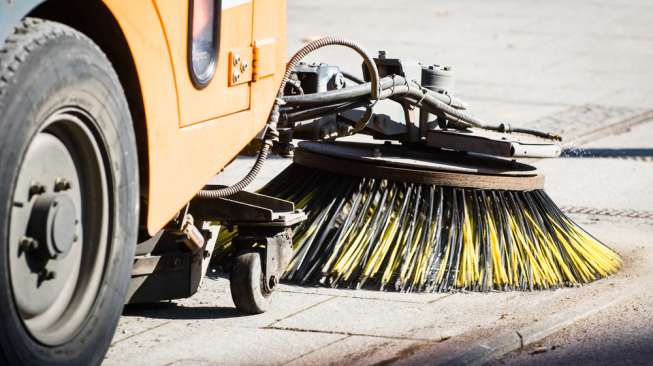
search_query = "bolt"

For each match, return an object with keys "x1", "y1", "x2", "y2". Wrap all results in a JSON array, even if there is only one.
[
  {"x1": 19, "y1": 237, "x2": 39, "y2": 254},
  {"x1": 269, "y1": 275, "x2": 279, "y2": 290},
  {"x1": 29, "y1": 182, "x2": 46, "y2": 199},
  {"x1": 38, "y1": 270, "x2": 56, "y2": 283},
  {"x1": 232, "y1": 53, "x2": 241, "y2": 66},
  {"x1": 232, "y1": 71, "x2": 240, "y2": 83},
  {"x1": 54, "y1": 177, "x2": 72, "y2": 192},
  {"x1": 240, "y1": 60, "x2": 248, "y2": 73}
]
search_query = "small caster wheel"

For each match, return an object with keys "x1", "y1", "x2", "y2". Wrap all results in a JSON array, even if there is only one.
[{"x1": 230, "y1": 250, "x2": 272, "y2": 314}]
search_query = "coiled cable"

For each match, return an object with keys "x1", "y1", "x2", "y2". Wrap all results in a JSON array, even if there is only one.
[{"x1": 196, "y1": 37, "x2": 380, "y2": 199}]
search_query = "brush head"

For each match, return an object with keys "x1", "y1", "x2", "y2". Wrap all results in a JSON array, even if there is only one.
[
  {"x1": 294, "y1": 141, "x2": 545, "y2": 191},
  {"x1": 214, "y1": 141, "x2": 621, "y2": 293}
]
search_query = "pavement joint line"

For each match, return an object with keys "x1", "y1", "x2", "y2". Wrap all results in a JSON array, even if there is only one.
[
  {"x1": 264, "y1": 295, "x2": 337, "y2": 328},
  {"x1": 279, "y1": 288, "x2": 447, "y2": 305},
  {"x1": 427, "y1": 293, "x2": 453, "y2": 304},
  {"x1": 110, "y1": 320, "x2": 171, "y2": 346},
  {"x1": 566, "y1": 109, "x2": 653, "y2": 146},
  {"x1": 279, "y1": 335, "x2": 352, "y2": 366},
  {"x1": 264, "y1": 325, "x2": 440, "y2": 343},
  {"x1": 436, "y1": 284, "x2": 635, "y2": 366},
  {"x1": 515, "y1": 330, "x2": 524, "y2": 349},
  {"x1": 562, "y1": 206, "x2": 653, "y2": 220}
]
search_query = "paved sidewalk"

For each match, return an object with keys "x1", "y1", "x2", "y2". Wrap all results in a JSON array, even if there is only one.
[{"x1": 106, "y1": 1, "x2": 653, "y2": 364}]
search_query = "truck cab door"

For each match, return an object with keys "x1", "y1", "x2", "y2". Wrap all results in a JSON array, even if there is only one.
[{"x1": 154, "y1": 0, "x2": 253, "y2": 127}]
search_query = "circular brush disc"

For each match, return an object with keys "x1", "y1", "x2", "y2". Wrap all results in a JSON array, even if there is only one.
[
  {"x1": 294, "y1": 141, "x2": 544, "y2": 191},
  {"x1": 216, "y1": 141, "x2": 622, "y2": 293}
]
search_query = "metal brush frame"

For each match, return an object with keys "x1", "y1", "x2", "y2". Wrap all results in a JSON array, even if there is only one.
[{"x1": 293, "y1": 141, "x2": 545, "y2": 191}]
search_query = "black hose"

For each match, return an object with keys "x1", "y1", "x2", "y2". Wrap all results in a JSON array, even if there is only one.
[
  {"x1": 284, "y1": 98, "x2": 369, "y2": 123},
  {"x1": 283, "y1": 82, "x2": 371, "y2": 106},
  {"x1": 342, "y1": 71, "x2": 364, "y2": 84},
  {"x1": 196, "y1": 37, "x2": 380, "y2": 199},
  {"x1": 283, "y1": 75, "x2": 558, "y2": 140},
  {"x1": 491, "y1": 125, "x2": 562, "y2": 141},
  {"x1": 283, "y1": 76, "x2": 462, "y2": 108},
  {"x1": 283, "y1": 76, "x2": 479, "y2": 125}
]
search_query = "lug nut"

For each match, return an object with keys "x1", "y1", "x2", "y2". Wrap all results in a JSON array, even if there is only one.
[
  {"x1": 19, "y1": 237, "x2": 39, "y2": 254},
  {"x1": 29, "y1": 182, "x2": 46, "y2": 199},
  {"x1": 39, "y1": 270, "x2": 56, "y2": 282},
  {"x1": 54, "y1": 178, "x2": 72, "y2": 192}
]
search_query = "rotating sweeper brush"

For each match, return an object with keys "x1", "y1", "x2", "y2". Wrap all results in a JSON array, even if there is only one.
[
  {"x1": 213, "y1": 37, "x2": 621, "y2": 292},
  {"x1": 258, "y1": 142, "x2": 620, "y2": 291}
]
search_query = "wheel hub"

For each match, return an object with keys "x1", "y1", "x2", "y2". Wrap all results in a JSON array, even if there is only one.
[
  {"x1": 26, "y1": 193, "x2": 78, "y2": 260},
  {"x1": 8, "y1": 108, "x2": 109, "y2": 346}
]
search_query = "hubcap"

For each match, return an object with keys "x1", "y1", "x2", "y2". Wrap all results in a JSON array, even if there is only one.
[
  {"x1": 27, "y1": 193, "x2": 78, "y2": 259},
  {"x1": 9, "y1": 108, "x2": 110, "y2": 346}
]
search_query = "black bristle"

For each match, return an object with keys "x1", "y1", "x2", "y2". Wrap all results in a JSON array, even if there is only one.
[{"x1": 216, "y1": 163, "x2": 621, "y2": 292}]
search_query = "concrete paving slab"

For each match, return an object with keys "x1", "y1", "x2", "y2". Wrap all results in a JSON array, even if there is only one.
[
  {"x1": 270, "y1": 295, "x2": 452, "y2": 341},
  {"x1": 584, "y1": 119, "x2": 653, "y2": 148},
  {"x1": 285, "y1": 335, "x2": 424, "y2": 366},
  {"x1": 457, "y1": 98, "x2": 565, "y2": 127},
  {"x1": 105, "y1": 324, "x2": 345, "y2": 366},
  {"x1": 277, "y1": 284, "x2": 450, "y2": 305},
  {"x1": 117, "y1": 278, "x2": 335, "y2": 332},
  {"x1": 538, "y1": 158, "x2": 653, "y2": 212},
  {"x1": 270, "y1": 288, "x2": 606, "y2": 343}
]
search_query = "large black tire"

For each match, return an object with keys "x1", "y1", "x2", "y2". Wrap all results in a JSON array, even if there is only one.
[{"x1": 0, "y1": 18, "x2": 139, "y2": 365}]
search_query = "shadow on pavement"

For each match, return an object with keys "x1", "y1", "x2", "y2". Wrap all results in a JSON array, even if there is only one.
[
  {"x1": 561, "y1": 148, "x2": 653, "y2": 158},
  {"x1": 495, "y1": 334, "x2": 653, "y2": 366},
  {"x1": 122, "y1": 302, "x2": 245, "y2": 320}
]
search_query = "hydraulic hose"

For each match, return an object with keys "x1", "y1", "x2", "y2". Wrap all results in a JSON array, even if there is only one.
[
  {"x1": 196, "y1": 37, "x2": 381, "y2": 199},
  {"x1": 284, "y1": 75, "x2": 558, "y2": 140},
  {"x1": 283, "y1": 76, "x2": 478, "y2": 124},
  {"x1": 283, "y1": 76, "x2": 466, "y2": 110},
  {"x1": 283, "y1": 98, "x2": 369, "y2": 123},
  {"x1": 342, "y1": 71, "x2": 365, "y2": 84}
]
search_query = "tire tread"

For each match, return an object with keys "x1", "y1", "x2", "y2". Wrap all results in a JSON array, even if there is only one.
[{"x1": 0, "y1": 18, "x2": 114, "y2": 108}]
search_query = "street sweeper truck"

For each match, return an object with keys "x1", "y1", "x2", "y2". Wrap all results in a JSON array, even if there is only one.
[{"x1": 0, "y1": 0, "x2": 620, "y2": 365}]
